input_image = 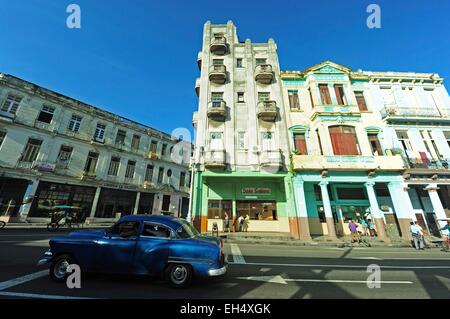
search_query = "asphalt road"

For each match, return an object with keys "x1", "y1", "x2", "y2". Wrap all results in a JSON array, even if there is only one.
[{"x1": 0, "y1": 228, "x2": 449, "y2": 299}]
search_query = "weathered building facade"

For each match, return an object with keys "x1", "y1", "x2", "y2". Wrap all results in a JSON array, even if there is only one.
[{"x1": 0, "y1": 74, "x2": 191, "y2": 223}]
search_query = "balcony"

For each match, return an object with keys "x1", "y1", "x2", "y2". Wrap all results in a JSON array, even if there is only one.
[
  {"x1": 210, "y1": 36, "x2": 227, "y2": 55},
  {"x1": 405, "y1": 157, "x2": 450, "y2": 170},
  {"x1": 91, "y1": 137, "x2": 105, "y2": 144},
  {"x1": 195, "y1": 78, "x2": 200, "y2": 96},
  {"x1": 197, "y1": 51, "x2": 202, "y2": 70},
  {"x1": 34, "y1": 120, "x2": 54, "y2": 132},
  {"x1": 380, "y1": 105, "x2": 450, "y2": 121},
  {"x1": 209, "y1": 65, "x2": 227, "y2": 84},
  {"x1": 80, "y1": 171, "x2": 96, "y2": 180},
  {"x1": 207, "y1": 101, "x2": 227, "y2": 120},
  {"x1": 254, "y1": 64, "x2": 274, "y2": 84},
  {"x1": 260, "y1": 150, "x2": 283, "y2": 168},
  {"x1": 16, "y1": 161, "x2": 33, "y2": 170},
  {"x1": 204, "y1": 150, "x2": 226, "y2": 169},
  {"x1": 257, "y1": 101, "x2": 277, "y2": 121},
  {"x1": 292, "y1": 154, "x2": 405, "y2": 172},
  {"x1": 0, "y1": 110, "x2": 15, "y2": 122},
  {"x1": 143, "y1": 181, "x2": 155, "y2": 189}
]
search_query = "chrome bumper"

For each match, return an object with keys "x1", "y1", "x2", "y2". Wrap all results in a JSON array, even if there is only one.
[
  {"x1": 37, "y1": 250, "x2": 53, "y2": 266},
  {"x1": 208, "y1": 262, "x2": 228, "y2": 276}
]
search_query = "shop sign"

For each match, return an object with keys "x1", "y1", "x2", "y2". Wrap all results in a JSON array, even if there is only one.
[
  {"x1": 102, "y1": 183, "x2": 138, "y2": 190},
  {"x1": 33, "y1": 161, "x2": 56, "y2": 172},
  {"x1": 242, "y1": 187, "x2": 271, "y2": 195}
]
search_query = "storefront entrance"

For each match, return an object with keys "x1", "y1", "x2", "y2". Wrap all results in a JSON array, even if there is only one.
[
  {"x1": 0, "y1": 177, "x2": 29, "y2": 218},
  {"x1": 236, "y1": 201, "x2": 277, "y2": 221},
  {"x1": 95, "y1": 188, "x2": 137, "y2": 218},
  {"x1": 138, "y1": 192, "x2": 155, "y2": 214}
]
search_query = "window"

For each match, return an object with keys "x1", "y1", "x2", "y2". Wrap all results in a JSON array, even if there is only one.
[
  {"x1": 125, "y1": 160, "x2": 136, "y2": 179},
  {"x1": 255, "y1": 58, "x2": 267, "y2": 66},
  {"x1": 288, "y1": 90, "x2": 300, "y2": 110},
  {"x1": 179, "y1": 172, "x2": 186, "y2": 188},
  {"x1": 329, "y1": 126, "x2": 361, "y2": 155},
  {"x1": 1, "y1": 94, "x2": 22, "y2": 114},
  {"x1": 115, "y1": 130, "x2": 126, "y2": 146},
  {"x1": 37, "y1": 106, "x2": 55, "y2": 123},
  {"x1": 142, "y1": 223, "x2": 171, "y2": 238},
  {"x1": 167, "y1": 169, "x2": 172, "y2": 178},
  {"x1": 444, "y1": 131, "x2": 450, "y2": 148},
  {"x1": 56, "y1": 145, "x2": 73, "y2": 168},
  {"x1": 261, "y1": 132, "x2": 274, "y2": 151},
  {"x1": 258, "y1": 92, "x2": 270, "y2": 102},
  {"x1": 108, "y1": 157, "x2": 120, "y2": 176},
  {"x1": 236, "y1": 201, "x2": 277, "y2": 221},
  {"x1": 237, "y1": 131, "x2": 246, "y2": 150},
  {"x1": 110, "y1": 221, "x2": 140, "y2": 238},
  {"x1": 396, "y1": 130, "x2": 413, "y2": 152},
  {"x1": 162, "y1": 144, "x2": 167, "y2": 156},
  {"x1": 157, "y1": 167, "x2": 164, "y2": 183},
  {"x1": 319, "y1": 84, "x2": 332, "y2": 105},
  {"x1": 0, "y1": 130, "x2": 6, "y2": 147},
  {"x1": 68, "y1": 114, "x2": 82, "y2": 132},
  {"x1": 293, "y1": 133, "x2": 307, "y2": 155},
  {"x1": 145, "y1": 164, "x2": 154, "y2": 182},
  {"x1": 211, "y1": 92, "x2": 223, "y2": 102},
  {"x1": 131, "y1": 134, "x2": 140, "y2": 151},
  {"x1": 423, "y1": 130, "x2": 442, "y2": 159},
  {"x1": 94, "y1": 123, "x2": 106, "y2": 142},
  {"x1": 212, "y1": 59, "x2": 223, "y2": 65},
  {"x1": 380, "y1": 87, "x2": 396, "y2": 106},
  {"x1": 333, "y1": 85, "x2": 346, "y2": 105},
  {"x1": 236, "y1": 58, "x2": 243, "y2": 68},
  {"x1": 176, "y1": 222, "x2": 199, "y2": 239},
  {"x1": 336, "y1": 187, "x2": 367, "y2": 200},
  {"x1": 150, "y1": 140, "x2": 158, "y2": 153},
  {"x1": 368, "y1": 133, "x2": 383, "y2": 156},
  {"x1": 210, "y1": 132, "x2": 223, "y2": 150},
  {"x1": 207, "y1": 200, "x2": 232, "y2": 219},
  {"x1": 84, "y1": 152, "x2": 99, "y2": 174},
  {"x1": 237, "y1": 92, "x2": 245, "y2": 103},
  {"x1": 20, "y1": 139, "x2": 42, "y2": 162},
  {"x1": 354, "y1": 91, "x2": 368, "y2": 111}
]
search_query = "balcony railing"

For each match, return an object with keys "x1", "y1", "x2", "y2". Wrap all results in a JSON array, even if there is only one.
[
  {"x1": 257, "y1": 101, "x2": 277, "y2": 121},
  {"x1": 380, "y1": 105, "x2": 450, "y2": 119},
  {"x1": 260, "y1": 149, "x2": 283, "y2": 168},
  {"x1": 207, "y1": 100, "x2": 227, "y2": 120},
  {"x1": 209, "y1": 65, "x2": 227, "y2": 84},
  {"x1": 0, "y1": 110, "x2": 15, "y2": 122},
  {"x1": 210, "y1": 36, "x2": 227, "y2": 55},
  {"x1": 292, "y1": 154, "x2": 405, "y2": 171},
  {"x1": 80, "y1": 171, "x2": 96, "y2": 180},
  {"x1": 34, "y1": 120, "x2": 54, "y2": 132},
  {"x1": 16, "y1": 161, "x2": 33, "y2": 169},
  {"x1": 254, "y1": 64, "x2": 274, "y2": 84},
  {"x1": 143, "y1": 181, "x2": 155, "y2": 189},
  {"x1": 405, "y1": 157, "x2": 450, "y2": 170},
  {"x1": 204, "y1": 150, "x2": 226, "y2": 169}
]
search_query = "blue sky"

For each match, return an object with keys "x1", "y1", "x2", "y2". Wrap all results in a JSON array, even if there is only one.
[{"x1": 0, "y1": 0, "x2": 449, "y2": 138}]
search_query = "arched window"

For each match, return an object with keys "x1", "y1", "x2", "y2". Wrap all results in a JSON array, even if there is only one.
[{"x1": 329, "y1": 125, "x2": 361, "y2": 155}]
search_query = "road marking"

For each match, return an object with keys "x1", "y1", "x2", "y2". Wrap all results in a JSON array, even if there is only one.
[
  {"x1": 0, "y1": 291, "x2": 95, "y2": 299},
  {"x1": 229, "y1": 261, "x2": 450, "y2": 269},
  {"x1": 230, "y1": 244, "x2": 246, "y2": 264},
  {"x1": 237, "y1": 275, "x2": 413, "y2": 285},
  {"x1": 351, "y1": 257, "x2": 384, "y2": 260},
  {"x1": 0, "y1": 270, "x2": 48, "y2": 291}
]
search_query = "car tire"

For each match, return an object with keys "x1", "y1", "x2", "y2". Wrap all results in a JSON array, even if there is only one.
[
  {"x1": 0, "y1": 221, "x2": 6, "y2": 229},
  {"x1": 49, "y1": 254, "x2": 75, "y2": 282},
  {"x1": 166, "y1": 263, "x2": 193, "y2": 288}
]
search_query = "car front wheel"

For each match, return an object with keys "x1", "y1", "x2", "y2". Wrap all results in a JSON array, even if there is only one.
[
  {"x1": 49, "y1": 254, "x2": 75, "y2": 282},
  {"x1": 166, "y1": 263, "x2": 193, "y2": 288}
]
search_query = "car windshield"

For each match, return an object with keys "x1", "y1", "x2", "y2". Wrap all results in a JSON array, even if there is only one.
[{"x1": 176, "y1": 221, "x2": 200, "y2": 239}]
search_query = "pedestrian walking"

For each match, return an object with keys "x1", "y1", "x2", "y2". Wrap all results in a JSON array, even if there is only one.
[
  {"x1": 238, "y1": 215, "x2": 244, "y2": 232},
  {"x1": 243, "y1": 214, "x2": 250, "y2": 232},
  {"x1": 223, "y1": 211, "x2": 230, "y2": 233},
  {"x1": 414, "y1": 221, "x2": 427, "y2": 248},
  {"x1": 367, "y1": 219, "x2": 377, "y2": 237},
  {"x1": 360, "y1": 218, "x2": 368, "y2": 236},
  {"x1": 410, "y1": 222, "x2": 424, "y2": 250},
  {"x1": 348, "y1": 219, "x2": 360, "y2": 243}
]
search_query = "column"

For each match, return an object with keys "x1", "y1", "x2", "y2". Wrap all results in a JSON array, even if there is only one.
[
  {"x1": 292, "y1": 180, "x2": 311, "y2": 240},
  {"x1": 133, "y1": 192, "x2": 141, "y2": 215},
  {"x1": 387, "y1": 182, "x2": 414, "y2": 240},
  {"x1": 319, "y1": 181, "x2": 337, "y2": 239},
  {"x1": 89, "y1": 187, "x2": 102, "y2": 221},
  {"x1": 18, "y1": 179, "x2": 40, "y2": 221},
  {"x1": 365, "y1": 182, "x2": 388, "y2": 241},
  {"x1": 425, "y1": 184, "x2": 448, "y2": 229}
]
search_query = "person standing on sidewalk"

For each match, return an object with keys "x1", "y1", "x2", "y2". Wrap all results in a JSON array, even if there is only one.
[
  {"x1": 243, "y1": 214, "x2": 250, "y2": 232},
  {"x1": 349, "y1": 219, "x2": 360, "y2": 243},
  {"x1": 414, "y1": 221, "x2": 427, "y2": 248},
  {"x1": 223, "y1": 211, "x2": 230, "y2": 233},
  {"x1": 410, "y1": 222, "x2": 424, "y2": 250}
]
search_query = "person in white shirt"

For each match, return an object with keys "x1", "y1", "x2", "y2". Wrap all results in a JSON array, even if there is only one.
[{"x1": 410, "y1": 222, "x2": 424, "y2": 250}]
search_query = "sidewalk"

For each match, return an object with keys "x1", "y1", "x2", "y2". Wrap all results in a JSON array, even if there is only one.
[{"x1": 215, "y1": 231, "x2": 443, "y2": 248}]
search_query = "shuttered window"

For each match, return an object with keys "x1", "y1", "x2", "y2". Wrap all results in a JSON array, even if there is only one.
[
  {"x1": 293, "y1": 133, "x2": 307, "y2": 155},
  {"x1": 329, "y1": 126, "x2": 361, "y2": 155},
  {"x1": 288, "y1": 90, "x2": 300, "y2": 110},
  {"x1": 355, "y1": 91, "x2": 368, "y2": 111},
  {"x1": 319, "y1": 84, "x2": 332, "y2": 105}
]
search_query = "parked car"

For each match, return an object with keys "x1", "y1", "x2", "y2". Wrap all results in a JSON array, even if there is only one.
[{"x1": 37, "y1": 215, "x2": 227, "y2": 287}]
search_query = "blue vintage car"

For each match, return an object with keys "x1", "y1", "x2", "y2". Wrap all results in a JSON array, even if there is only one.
[{"x1": 38, "y1": 215, "x2": 227, "y2": 287}]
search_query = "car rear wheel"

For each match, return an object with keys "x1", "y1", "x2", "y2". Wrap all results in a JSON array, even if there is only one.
[
  {"x1": 166, "y1": 263, "x2": 193, "y2": 288},
  {"x1": 49, "y1": 254, "x2": 75, "y2": 282}
]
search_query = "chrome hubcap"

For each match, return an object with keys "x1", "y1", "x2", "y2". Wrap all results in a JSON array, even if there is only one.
[
  {"x1": 54, "y1": 259, "x2": 69, "y2": 279},
  {"x1": 171, "y1": 265, "x2": 187, "y2": 284}
]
